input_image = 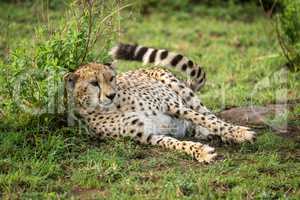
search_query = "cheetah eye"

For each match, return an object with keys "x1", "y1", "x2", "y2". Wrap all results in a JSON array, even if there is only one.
[{"x1": 90, "y1": 81, "x2": 99, "y2": 87}]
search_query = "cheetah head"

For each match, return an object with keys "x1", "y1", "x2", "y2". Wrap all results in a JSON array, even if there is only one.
[{"x1": 64, "y1": 63, "x2": 117, "y2": 112}]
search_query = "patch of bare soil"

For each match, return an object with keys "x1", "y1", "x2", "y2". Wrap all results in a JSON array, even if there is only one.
[{"x1": 217, "y1": 102, "x2": 300, "y2": 138}]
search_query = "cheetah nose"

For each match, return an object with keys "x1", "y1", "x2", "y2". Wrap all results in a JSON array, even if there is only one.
[{"x1": 106, "y1": 93, "x2": 116, "y2": 101}]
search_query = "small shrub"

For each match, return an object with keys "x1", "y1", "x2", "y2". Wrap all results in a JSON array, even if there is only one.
[
  {"x1": 277, "y1": 0, "x2": 300, "y2": 70},
  {"x1": 0, "y1": 0, "x2": 134, "y2": 130}
]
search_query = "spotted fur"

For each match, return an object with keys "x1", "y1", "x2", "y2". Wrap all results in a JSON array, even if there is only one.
[
  {"x1": 65, "y1": 62, "x2": 256, "y2": 163},
  {"x1": 109, "y1": 43, "x2": 206, "y2": 92}
]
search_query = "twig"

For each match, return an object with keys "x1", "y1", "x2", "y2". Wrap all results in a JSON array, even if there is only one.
[
  {"x1": 258, "y1": 0, "x2": 278, "y2": 18},
  {"x1": 269, "y1": 0, "x2": 278, "y2": 17},
  {"x1": 117, "y1": 0, "x2": 121, "y2": 42},
  {"x1": 90, "y1": 2, "x2": 135, "y2": 50},
  {"x1": 274, "y1": 16, "x2": 295, "y2": 68},
  {"x1": 81, "y1": 0, "x2": 94, "y2": 64}
]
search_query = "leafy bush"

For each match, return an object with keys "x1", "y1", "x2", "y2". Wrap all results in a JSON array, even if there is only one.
[
  {"x1": 277, "y1": 0, "x2": 300, "y2": 70},
  {"x1": 0, "y1": 1, "x2": 134, "y2": 130}
]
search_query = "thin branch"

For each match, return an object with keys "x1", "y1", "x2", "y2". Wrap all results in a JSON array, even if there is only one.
[
  {"x1": 117, "y1": 0, "x2": 121, "y2": 42},
  {"x1": 81, "y1": 0, "x2": 94, "y2": 64},
  {"x1": 90, "y1": 2, "x2": 135, "y2": 49},
  {"x1": 275, "y1": 16, "x2": 294, "y2": 68},
  {"x1": 269, "y1": 0, "x2": 278, "y2": 17},
  {"x1": 258, "y1": 0, "x2": 278, "y2": 18}
]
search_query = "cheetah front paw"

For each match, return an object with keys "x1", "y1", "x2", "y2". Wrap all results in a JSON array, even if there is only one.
[
  {"x1": 221, "y1": 126, "x2": 256, "y2": 144},
  {"x1": 192, "y1": 144, "x2": 217, "y2": 163}
]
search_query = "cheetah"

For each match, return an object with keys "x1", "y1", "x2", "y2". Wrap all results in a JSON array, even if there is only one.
[{"x1": 64, "y1": 43, "x2": 256, "y2": 163}]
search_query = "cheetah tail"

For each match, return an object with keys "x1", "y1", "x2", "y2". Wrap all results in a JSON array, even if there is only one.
[{"x1": 109, "y1": 43, "x2": 206, "y2": 92}]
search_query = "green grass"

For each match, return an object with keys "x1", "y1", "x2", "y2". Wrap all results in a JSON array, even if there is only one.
[
  {"x1": 0, "y1": 2, "x2": 300, "y2": 199},
  {"x1": 1, "y1": 130, "x2": 299, "y2": 199}
]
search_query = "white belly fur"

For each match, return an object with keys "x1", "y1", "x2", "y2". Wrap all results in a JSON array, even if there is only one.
[{"x1": 136, "y1": 112, "x2": 190, "y2": 138}]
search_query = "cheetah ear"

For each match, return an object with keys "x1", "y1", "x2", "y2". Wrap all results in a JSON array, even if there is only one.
[
  {"x1": 104, "y1": 60, "x2": 117, "y2": 69},
  {"x1": 64, "y1": 72, "x2": 79, "y2": 89}
]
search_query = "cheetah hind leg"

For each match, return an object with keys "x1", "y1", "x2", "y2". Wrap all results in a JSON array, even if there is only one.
[
  {"x1": 147, "y1": 69, "x2": 255, "y2": 143},
  {"x1": 167, "y1": 105, "x2": 256, "y2": 144},
  {"x1": 158, "y1": 80, "x2": 256, "y2": 144}
]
